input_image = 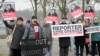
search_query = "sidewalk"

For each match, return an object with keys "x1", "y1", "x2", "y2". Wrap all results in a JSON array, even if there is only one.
[
  {"x1": 0, "y1": 39, "x2": 97, "y2": 56},
  {"x1": 0, "y1": 39, "x2": 8, "y2": 56}
]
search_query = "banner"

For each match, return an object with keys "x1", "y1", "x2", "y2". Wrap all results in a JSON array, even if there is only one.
[
  {"x1": 2, "y1": 2, "x2": 16, "y2": 20},
  {"x1": 21, "y1": 39, "x2": 48, "y2": 56},
  {"x1": 85, "y1": 26, "x2": 100, "y2": 34},
  {"x1": 84, "y1": 5, "x2": 95, "y2": 19},
  {"x1": 51, "y1": 24, "x2": 84, "y2": 37},
  {"x1": 67, "y1": 1, "x2": 83, "y2": 18}
]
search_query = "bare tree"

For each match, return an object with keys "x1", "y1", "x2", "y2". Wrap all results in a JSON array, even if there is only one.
[
  {"x1": 39, "y1": 0, "x2": 52, "y2": 18},
  {"x1": 86, "y1": 0, "x2": 90, "y2": 4},
  {"x1": 55, "y1": 0, "x2": 68, "y2": 17},
  {"x1": 0, "y1": 0, "x2": 5, "y2": 9},
  {"x1": 30, "y1": 0, "x2": 40, "y2": 16}
]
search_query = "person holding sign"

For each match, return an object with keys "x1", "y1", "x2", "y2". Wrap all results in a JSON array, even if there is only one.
[
  {"x1": 3, "y1": 17, "x2": 25, "y2": 56},
  {"x1": 75, "y1": 19, "x2": 85, "y2": 56},
  {"x1": 83, "y1": 21, "x2": 90, "y2": 56},
  {"x1": 21, "y1": 16, "x2": 45, "y2": 56},
  {"x1": 42, "y1": 19, "x2": 52, "y2": 56},
  {"x1": 91, "y1": 16, "x2": 100, "y2": 56},
  {"x1": 59, "y1": 17, "x2": 70, "y2": 56}
]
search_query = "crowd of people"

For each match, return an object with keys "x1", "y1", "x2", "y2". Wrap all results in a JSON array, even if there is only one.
[{"x1": 3, "y1": 15, "x2": 100, "y2": 56}]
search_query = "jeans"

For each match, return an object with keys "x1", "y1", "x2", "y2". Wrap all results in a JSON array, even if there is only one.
[
  {"x1": 48, "y1": 45, "x2": 52, "y2": 56},
  {"x1": 70, "y1": 37, "x2": 76, "y2": 53},
  {"x1": 75, "y1": 45, "x2": 84, "y2": 56}
]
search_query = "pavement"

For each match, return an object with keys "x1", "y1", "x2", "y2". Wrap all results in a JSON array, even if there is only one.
[{"x1": 0, "y1": 39, "x2": 98, "y2": 56}]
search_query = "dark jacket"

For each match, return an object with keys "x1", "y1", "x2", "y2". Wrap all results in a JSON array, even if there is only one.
[
  {"x1": 22, "y1": 23, "x2": 43, "y2": 40},
  {"x1": 91, "y1": 23, "x2": 100, "y2": 41},
  {"x1": 75, "y1": 28, "x2": 85, "y2": 45},
  {"x1": 3, "y1": 21, "x2": 25, "y2": 49},
  {"x1": 59, "y1": 23, "x2": 70, "y2": 47},
  {"x1": 42, "y1": 23, "x2": 52, "y2": 45}
]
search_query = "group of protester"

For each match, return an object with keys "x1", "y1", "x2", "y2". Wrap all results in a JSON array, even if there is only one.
[{"x1": 3, "y1": 15, "x2": 100, "y2": 56}]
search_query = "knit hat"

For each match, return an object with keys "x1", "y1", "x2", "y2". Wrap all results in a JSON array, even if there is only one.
[{"x1": 93, "y1": 16, "x2": 99, "y2": 20}]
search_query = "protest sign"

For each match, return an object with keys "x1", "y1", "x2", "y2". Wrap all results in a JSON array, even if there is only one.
[
  {"x1": 21, "y1": 39, "x2": 48, "y2": 56},
  {"x1": 67, "y1": 1, "x2": 83, "y2": 18},
  {"x1": 85, "y1": 26, "x2": 100, "y2": 34},
  {"x1": 84, "y1": 5, "x2": 95, "y2": 19},
  {"x1": 46, "y1": 16, "x2": 58, "y2": 24},
  {"x1": 2, "y1": 2, "x2": 16, "y2": 20},
  {"x1": 51, "y1": 24, "x2": 84, "y2": 38}
]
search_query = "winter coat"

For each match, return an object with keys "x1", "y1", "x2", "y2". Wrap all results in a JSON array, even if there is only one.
[
  {"x1": 59, "y1": 23, "x2": 70, "y2": 47},
  {"x1": 3, "y1": 21, "x2": 25, "y2": 49}
]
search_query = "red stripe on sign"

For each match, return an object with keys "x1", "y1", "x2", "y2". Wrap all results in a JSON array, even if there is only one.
[
  {"x1": 71, "y1": 8, "x2": 83, "y2": 17},
  {"x1": 3, "y1": 12, "x2": 16, "y2": 18}
]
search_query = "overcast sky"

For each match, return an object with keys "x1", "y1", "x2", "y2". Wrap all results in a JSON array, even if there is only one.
[{"x1": 5, "y1": 0, "x2": 32, "y2": 11}]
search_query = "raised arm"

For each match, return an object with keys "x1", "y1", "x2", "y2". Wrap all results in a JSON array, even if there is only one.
[{"x1": 3, "y1": 20, "x2": 14, "y2": 29}]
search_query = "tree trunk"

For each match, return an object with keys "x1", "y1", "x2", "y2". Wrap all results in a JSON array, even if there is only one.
[
  {"x1": 34, "y1": 0, "x2": 37, "y2": 16},
  {"x1": 43, "y1": 7, "x2": 46, "y2": 19}
]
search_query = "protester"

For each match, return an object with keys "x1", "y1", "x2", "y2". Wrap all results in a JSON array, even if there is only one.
[
  {"x1": 91, "y1": 16, "x2": 100, "y2": 56},
  {"x1": 4, "y1": 4, "x2": 15, "y2": 13},
  {"x1": 21, "y1": 16, "x2": 44, "y2": 56},
  {"x1": 42, "y1": 19, "x2": 52, "y2": 56},
  {"x1": 59, "y1": 17, "x2": 70, "y2": 56},
  {"x1": 3, "y1": 17, "x2": 25, "y2": 56},
  {"x1": 83, "y1": 21, "x2": 90, "y2": 56},
  {"x1": 75, "y1": 19, "x2": 85, "y2": 56}
]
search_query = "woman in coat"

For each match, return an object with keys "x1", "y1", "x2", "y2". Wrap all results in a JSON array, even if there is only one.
[
  {"x1": 75, "y1": 19, "x2": 85, "y2": 56},
  {"x1": 3, "y1": 17, "x2": 25, "y2": 56}
]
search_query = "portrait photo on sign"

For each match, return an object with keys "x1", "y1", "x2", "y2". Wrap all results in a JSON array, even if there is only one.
[
  {"x1": 46, "y1": 8, "x2": 58, "y2": 24},
  {"x1": 67, "y1": 1, "x2": 83, "y2": 18},
  {"x1": 3, "y1": 2, "x2": 15, "y2": 13},
  {"x1": 2, "y1": 2, "x2": 16, "y2": 20},
  {"x1": 84, "y1": 5, "x2": 95, "y2": 19}
]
